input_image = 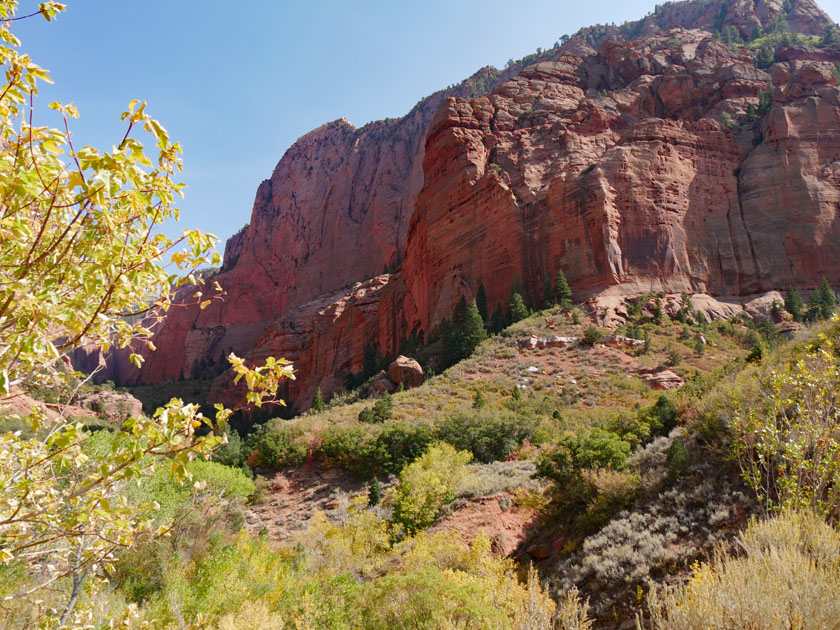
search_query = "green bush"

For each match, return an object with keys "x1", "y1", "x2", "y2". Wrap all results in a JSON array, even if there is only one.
[
  {"x1": 364, "y1": 424, "x2": 436, "y2": 477},
  {"x1": 666, "y1": 438, "x2": 690, "y2": 480},
  {"x1": 359, "y1": 392, "x2": 394, "y2": 423},
  {"x1": 536, "y1": 428, "x2": 631, "y2": 487},
  {"x1": 128, "y1": 459, "x2": 255, "y2": 523},
  {"x1": 213, "y1": 428, "x2": 252, "y2": 477},
  {"x1": 583, "y1": 326, "x2": 603, "y2": 345},
  {"x1": 246, "y1": 423, "x2": 307, "y2": 469},
  {"x1": 436, "y1": 411, "x2": 535, "y2": 463}
]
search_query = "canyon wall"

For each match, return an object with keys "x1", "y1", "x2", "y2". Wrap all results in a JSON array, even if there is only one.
[{"x1": 101, "y1": 0, "x2": 840, "y2": 411}]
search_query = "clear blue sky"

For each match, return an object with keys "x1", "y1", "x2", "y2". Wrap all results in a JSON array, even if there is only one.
[{"x1": 15, "y1": 0, "x2": 840, "y2": 249}]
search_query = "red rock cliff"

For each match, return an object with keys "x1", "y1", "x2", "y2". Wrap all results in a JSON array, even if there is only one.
[{"x1": 103, "y1": 0, "x2": 840, "y2": 411}]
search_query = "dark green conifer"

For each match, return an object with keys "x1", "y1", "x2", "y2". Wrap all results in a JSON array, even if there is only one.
[
  {"x1": 311, "y1": 387, "x2": 325, "y2": 412},
  {"x1": 460, "y1": 299, "x2": 488, "y2": 358},
  {"x1": 554, "y1": 268, "x2": 573, "y2": 311},
  {"x1": 490, "y1": 306, "x2": 506, "y2": 334},
  {"x1": 785, "y1": 285, "x2": 804, "y2": 321},
  {"x1": 368, "y1": 478, "x2": 382, "y2": 505},
  {"x1": 509, "y1": 292, "x2": 529, "y2": 323},
  {"x1": 475, "y1": 283, "x2": 489, "y2": 324}
]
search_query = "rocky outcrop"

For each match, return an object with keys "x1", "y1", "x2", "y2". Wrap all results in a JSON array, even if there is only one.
[
  {"x1": 388, "y1": 355, "x2": 424, "y2": 389},
  {"x1": 94, "y1": 0, "x2": 840, "y2": 410},
  {"x1": 638, "y1": 368, "x2": 685, "y2": 390},
  {"x1": 75, "y1": 391, "x2": 143, "y2": 423}
]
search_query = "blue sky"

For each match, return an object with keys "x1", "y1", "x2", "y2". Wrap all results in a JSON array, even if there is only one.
[{"x1": 15, "y1": 0, "x2": 840, "y2": 249}]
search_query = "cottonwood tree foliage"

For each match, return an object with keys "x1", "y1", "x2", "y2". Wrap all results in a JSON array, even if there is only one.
[{"x1": 0, "y1": 3, "x2": 292, "y2": 627}]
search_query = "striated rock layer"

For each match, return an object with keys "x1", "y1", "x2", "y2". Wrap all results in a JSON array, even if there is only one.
[
  {"x1": 402, "y1": 29, "x2": 840, "y2": 335},
  {"x1": 102, "y1": 0, "x2": 840, "y2": 411}
]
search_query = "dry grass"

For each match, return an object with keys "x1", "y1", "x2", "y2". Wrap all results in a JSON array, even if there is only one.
[{"x1": 643, "y1": 510, "x2": 840, "y2": 630}]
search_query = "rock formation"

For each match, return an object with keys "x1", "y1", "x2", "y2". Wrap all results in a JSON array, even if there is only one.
[{"x1": 97, "y1": 0, "x2": 840, "y2": 411}]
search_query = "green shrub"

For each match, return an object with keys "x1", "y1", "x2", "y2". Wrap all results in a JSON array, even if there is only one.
[
  {"x1": 246, "y1": 423, "x2": 307, "y2": 469},
  {"x1": 128, "y1": 459, "x2": 255, "y2": 523},
  {"x1": 666, "y1": 438, "x2": 690, "y2": 480},
  {"x1": 583, "y1": 326, "x2": 603, "y2": 345},
  {"x1": 537, "y1": 430, "x2": 630, "y2": 479},
  {"x1": 436, "y1": 411, "x2": 535, "y2": 463},
  {"x1": 364, "y1": 424, "x2": 436, "y2": 477},
  {"x1": 213, "y1": 428, "x2": 251, "y2": 476}
]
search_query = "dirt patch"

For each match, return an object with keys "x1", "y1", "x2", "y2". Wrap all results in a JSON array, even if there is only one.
[
  {"x1": 430, "y1": 494, "x2": 538, "y2": 556},
  {"x1": 244, "y1": 463, "x2": 370, "y2": 542}
]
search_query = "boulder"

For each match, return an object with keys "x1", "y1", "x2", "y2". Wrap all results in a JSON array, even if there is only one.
[
  {"x1": 638, "y1": 368, "x2": 684, "y2": 390},
  {"x1": 603, "y1": 334, "x2": 645, "y2": 349},
  {"x1": 388, "y1": 355, "x2": 424, "y2": 389},
  {"x1": 369, "y1": 371, "x2": 396, "y2": 397}
]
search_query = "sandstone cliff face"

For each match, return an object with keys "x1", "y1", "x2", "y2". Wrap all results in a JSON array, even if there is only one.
[
  {"x1": 118, "y1": 67, "x2": 525, "y2": 387},
  {"x1": 402, "y1": 26, "x2": 840, "y2": 334},
  {"x1": 106, "y1": 0, "x2": 840, "y2": 411}
]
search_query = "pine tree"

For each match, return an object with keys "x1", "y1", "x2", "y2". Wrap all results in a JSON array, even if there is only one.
[
  {"x1": 311, "y1": 387, "x2": 325, "y2": 412},
  {"x1": 368, "y1": 478, "x2": 382, "y2": 505},
  {"x1": 785, "y1": 285, "x2": 804, "y2": 321},
  {"x1": 453, "y1": 295, "x2": 468, "y2": 326},
  {"x1": 509, "y1": 292, "x2": 529, "y2": 323},
  {"x1": 510, "y1": 273, "x2": 523, "y2": 298},
  {"x1": 475, "y1": 283, "x2": 489, "y2": 324},
  {"x1": 812, "y1": 277, "x2": 836, "y2": 320},
  {"x1": 653, "y1": 298, "x2": 664, "y2": 325},
  {"x1": 554, "y1": 268, "x2": 573, "y2": 311},
  {"x1": 490, "y1": 306, "x2": 506, "y2": 334},
  {"x1": 460, "y1": 299, "x2": 488, "y2": 358},
  {"x1": 363, "y1": 342, "x2": 380, "y2": 379},
  {"x1": 512, "y1": 385, "x2": 522, "y2": 401}
]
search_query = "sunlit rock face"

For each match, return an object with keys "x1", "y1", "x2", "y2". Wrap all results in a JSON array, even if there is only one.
[{"x1": 105, "y1": 0, "x2": 840, "y2": 411}]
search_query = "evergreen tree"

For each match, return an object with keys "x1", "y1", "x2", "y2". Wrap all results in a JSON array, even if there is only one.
[
  {"x1": 554, "y1": 268, "x2": 573, "y2": 311},
  {"x1": 475, "y1": 283, "x2": 489, "y2": 324},
  {"x1": 368, "y1": 477, "x2": 382, "y2": 505},
  {"x1": 444, "y1": 300, "x2": 487, "y2": 366},
  {"x1": 785, "y1": 285, "x2": 804, "y2": 321},
  {"x1": 490, "y1": 306, "x2": 506, "y2": 334},
  {"x1": 509, "y1": 292, "x2": 529, "y2": 323},
  {"x1": 512, "y1": 385, "x2": 522, "y2": 401},
  {"x1": 811, "y1": 277, "x2": 836, "y2": 320},
  {"x1": 460, "y1": 299, "x2": 488, "y2": 358},
  {"x1": 402, "y1": 331, "x2": 418, "y2": 357},
  {"x1": 510, "y1": 273, "x2": 523, "y2": 298},
  {"x1": 311, "y1": 387, "x2": 325, "y2": 412},
  {"x1": 642, "y1": 329, "x2": 651, "y2": 355},
  {"x1": 756, "y1": 42, "x2": 775, "y2": 69},
  {"x1": 453, "y1": 295, "x2": 468, "y2": 326},
  {"x1": 820, "y1": 23, "x2": 840, "y2": 47},
  {"x1": 653, "y1": 298, "x2": 664, "y2": 325}
]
